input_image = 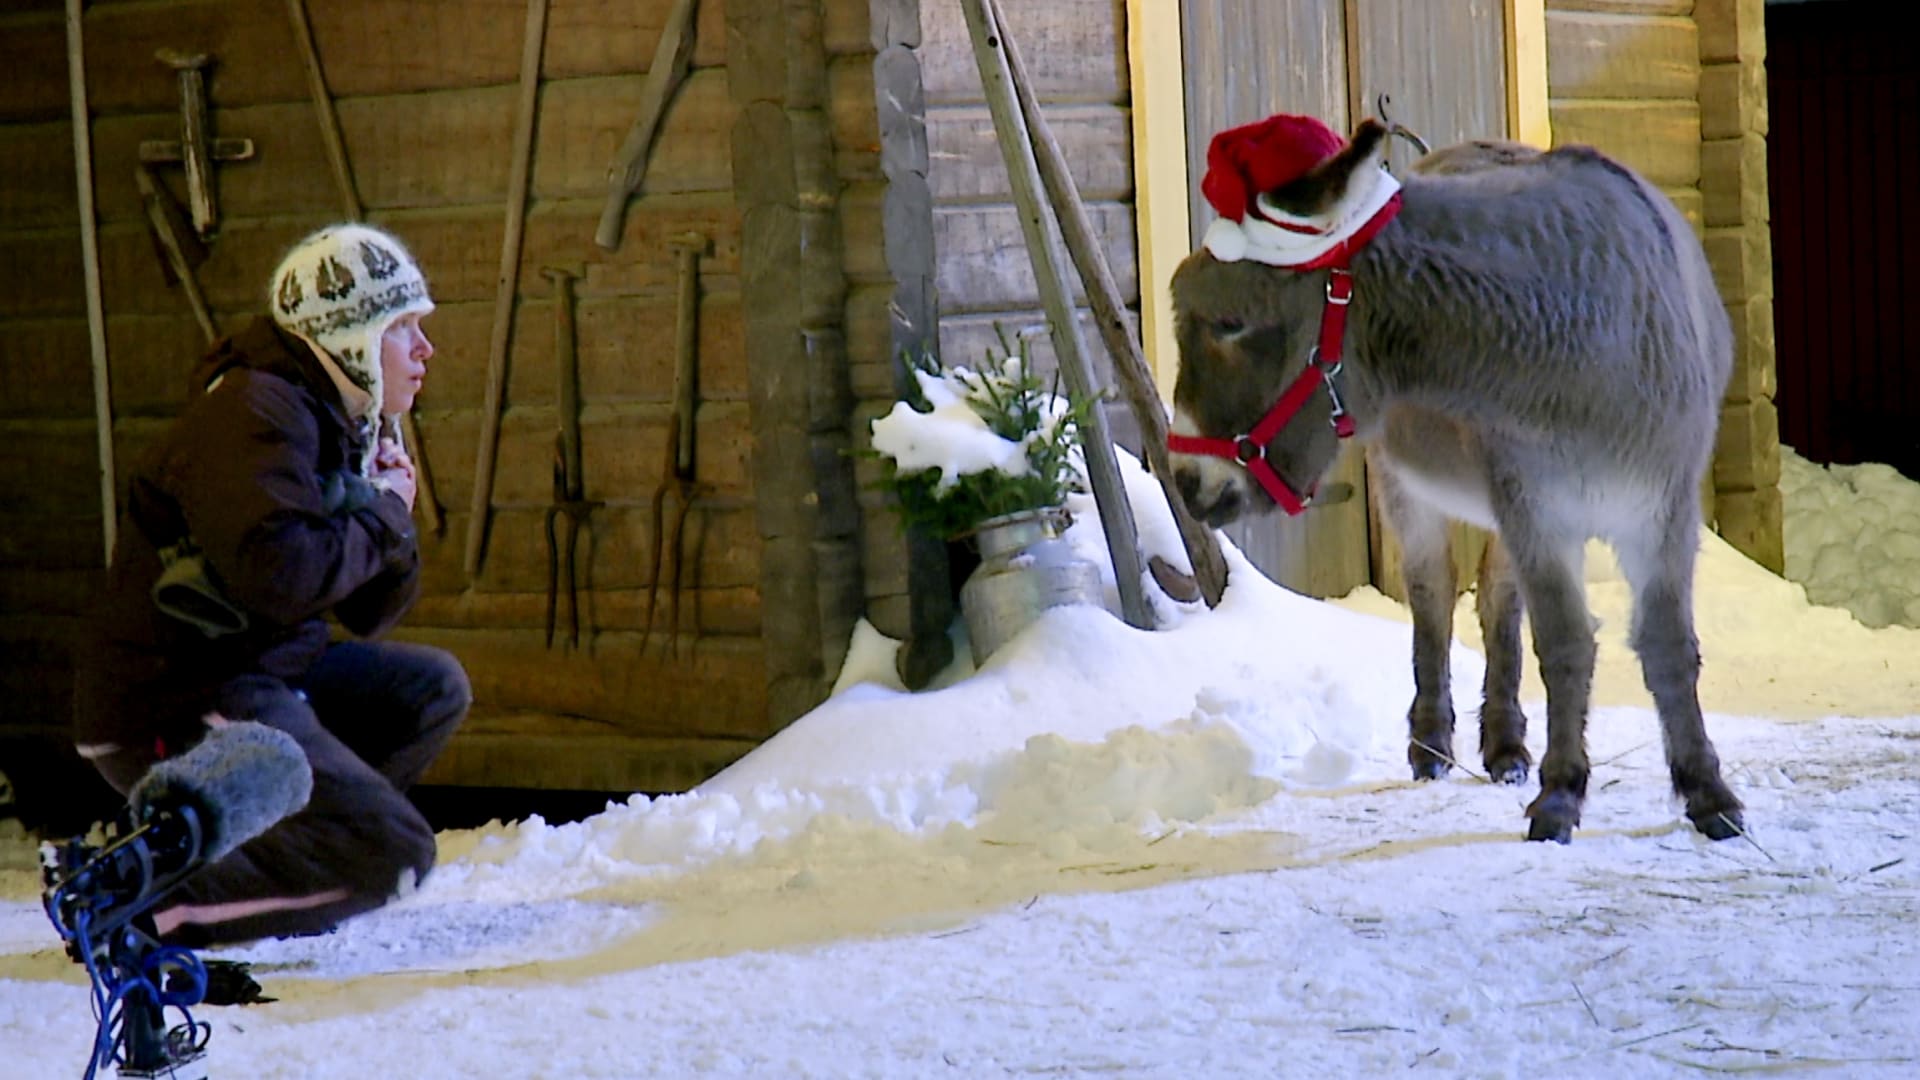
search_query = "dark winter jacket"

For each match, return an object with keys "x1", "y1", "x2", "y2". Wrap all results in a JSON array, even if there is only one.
[{"x1": 75, "y1": 316, "x2": 421, "y2": 749}]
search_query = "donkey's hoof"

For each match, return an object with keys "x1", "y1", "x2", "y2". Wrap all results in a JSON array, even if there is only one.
[
  {"x1": 1408, "y1": 737, "x2": 1456, "y2": 781},
  {"x1": 1484, "y1": 749, "x2": 1532, "y2": 787},
  {"x1": 1525, "y1": 817, "x2": 1573, "y2": 844},
  {"x1": 1692, "y1": 807, "x2": 1746, "y2": 841},
  {"x1": 1524, "y1": 789, "x2": 1581, "y2": 844}
]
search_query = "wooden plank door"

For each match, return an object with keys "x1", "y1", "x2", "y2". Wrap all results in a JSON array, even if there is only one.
[
  {"x1": 1180, "y1": 0, "x2": 1367, "y2": 598},
  {"x1": 1347, "y1": 0, "x2": 1510, "y2": 600}
]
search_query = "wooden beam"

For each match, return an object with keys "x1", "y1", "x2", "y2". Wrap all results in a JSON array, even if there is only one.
[
  {"x1": 1506, "y1": 0, "x2": 1552, "y2": 146},
  {"x1": 1006, "y1": 0, "x2": 1225, "y2": 607},
  {"x1": 465, "y1": 0, "x2": 550, "y2": 577},
  {"x1": 65, "y1": 0, "x2": 115, "y2": 567},
  {"x1": 1124, "y1": 0, "x2": 1189, "y2": 398}
]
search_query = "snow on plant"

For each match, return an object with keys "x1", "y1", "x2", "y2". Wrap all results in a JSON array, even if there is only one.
[{"x1": 867, "y1": 346, "x2": 1093, "y2": 541}]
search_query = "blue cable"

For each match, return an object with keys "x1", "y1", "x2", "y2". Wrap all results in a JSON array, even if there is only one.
[{"x1": 68, "y1": 910, "x2": 212, "y2": 1078}]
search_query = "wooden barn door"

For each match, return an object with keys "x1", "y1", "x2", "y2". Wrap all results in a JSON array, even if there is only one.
[{"x1": 1180, "y1": 0, "x2": 1509, "y2": 598}]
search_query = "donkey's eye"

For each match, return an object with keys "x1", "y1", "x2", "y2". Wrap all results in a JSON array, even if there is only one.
[{"x1": 1213, "y1": 317, "x2": 1246, "y2": 337}]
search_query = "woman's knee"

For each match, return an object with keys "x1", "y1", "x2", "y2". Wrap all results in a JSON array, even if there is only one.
[
  {"x1": 343, "y1": 801, "x2": 439, "y2": 902},
  {"x1": 406, "y1": 644, "x2": 471, "y2": 725}
]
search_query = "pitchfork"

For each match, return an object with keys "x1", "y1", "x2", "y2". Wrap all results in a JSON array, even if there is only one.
[{"x1": 642, "y1": 232, "x2": 709, "y2": 658}]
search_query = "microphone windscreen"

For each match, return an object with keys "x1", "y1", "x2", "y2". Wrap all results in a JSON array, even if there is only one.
[{"x1": 131, "y1": 721, "x2": 314, "y2": 863}]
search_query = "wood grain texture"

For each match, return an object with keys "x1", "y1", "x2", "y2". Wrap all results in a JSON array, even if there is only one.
[
  {"x1": 920, "y1": 0, "x2": 1126, "y2": 105},
  {"x1": 1548, "y1": 99, "x2": 1700, "y2": 185},
  {"x1": 1545, "y1": 11, "x2": 1698, "y2": 101},
  {"x1": 419, "y1": 724, "x2": 758, "y2": 792},
  {"x1": 396, "y1": 627, "x2": 771, "y2": 739}
]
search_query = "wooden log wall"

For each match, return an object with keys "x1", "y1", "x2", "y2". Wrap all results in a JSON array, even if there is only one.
[
  {"x1": 843, "y1": 0, "x2": 1145, "y2": 673},
  {"x1": 0, "y1": 0, "x2": 879, "y2": 794},
  {"x1": 1544, "y1": 0, "x2": 1782, "y2": 572}
]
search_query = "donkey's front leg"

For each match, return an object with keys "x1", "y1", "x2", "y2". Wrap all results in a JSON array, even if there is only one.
[
  {"x1": 1503, "y1": 528, "x2": 1596, "y2": 843},
  {"x1": 1379, "y1": 469, "x2": 1460, "y2": 780},
  {"x1": 1474, "y1": 537, "x2": 1531, "y2": 785}
]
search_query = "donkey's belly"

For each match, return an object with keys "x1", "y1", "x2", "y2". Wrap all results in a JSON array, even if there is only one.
[
  {"x1": 1375, "y1": 407, "x2": 1498, "y2": 529},
  {"x1": 1385, "y1": 460, "x2": 1498, "y2": 530}
]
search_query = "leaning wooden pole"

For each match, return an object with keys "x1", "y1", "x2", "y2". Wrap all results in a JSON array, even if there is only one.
[
  {"x1": 960, "y1": 0, "x2": 1153, "y2": 630},
  {"x1": 464, "y1": 0, "x2": 550, "y2": 576},
  {"x1": 66, "y1": 0, "x2": 115, "y2": 566},
  {"x1": 286, "y1": 0, "x2": 444, "y2": 536},
  {"x1": 286, "y1": 0, "x2": 361, "y2": 222},
  {"x1": 990, "y1": 0, "x2": 1226, "y2": 607}
]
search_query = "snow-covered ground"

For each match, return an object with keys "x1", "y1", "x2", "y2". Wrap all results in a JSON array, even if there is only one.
[{"x1": 2, "y1": 450, "x2": 1916, "y2": 1079}]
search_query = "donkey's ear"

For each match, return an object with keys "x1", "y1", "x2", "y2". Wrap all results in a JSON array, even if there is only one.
[{"x1": 1265, "y1": 118, "x2": 1391, "y2": 220}]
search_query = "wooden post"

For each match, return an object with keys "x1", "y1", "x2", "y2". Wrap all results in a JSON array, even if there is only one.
[
  {"x1": 464, "y1": 0, "x2": 550, "y2": 576},
  {"x1": 991, "y1": 0, "x2": 1227, "y2": 607},
  {"x1": 960, "y1": 0, "x2": 1153, "y2": 630},
  {"x1": 66, "y1": 0, "x2": 115, "y2": 566}
]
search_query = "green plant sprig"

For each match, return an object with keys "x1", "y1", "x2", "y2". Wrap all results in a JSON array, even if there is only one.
[{"x1": 866, "y1": 335, "x2": 1096, "y2": 541}]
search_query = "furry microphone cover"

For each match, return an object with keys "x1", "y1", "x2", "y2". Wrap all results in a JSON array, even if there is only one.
[{"x1": 131, "y1": 722, "x2": 314, "y2": 862}]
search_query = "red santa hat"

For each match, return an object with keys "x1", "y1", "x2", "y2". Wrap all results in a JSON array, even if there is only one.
[{"x1": 1198, "y1": 113, "x2": 1401, "y2": 268}]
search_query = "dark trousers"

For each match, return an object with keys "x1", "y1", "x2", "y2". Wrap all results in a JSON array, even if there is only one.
[{"x1": 90, "y1": 641, "x2": 469, "y2": 946}]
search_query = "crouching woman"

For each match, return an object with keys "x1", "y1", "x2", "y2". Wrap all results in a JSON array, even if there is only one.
[{"x1": 73, "y1": 223, "x2": 469, "y2": 946}]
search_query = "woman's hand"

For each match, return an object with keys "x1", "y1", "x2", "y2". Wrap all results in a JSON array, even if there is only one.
[{"x1": 371, "y1": 438, "x2": 418, "y2": 510}]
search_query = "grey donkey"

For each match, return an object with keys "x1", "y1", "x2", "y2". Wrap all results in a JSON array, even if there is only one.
[{"x1": 1168, "y1": 120, "x2": 1744, "y2": 843}]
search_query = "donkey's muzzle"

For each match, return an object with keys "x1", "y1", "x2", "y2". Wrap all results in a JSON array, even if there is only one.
[{"x1": 1174, "y1": 465, "x2": 1247, "y2": 528}]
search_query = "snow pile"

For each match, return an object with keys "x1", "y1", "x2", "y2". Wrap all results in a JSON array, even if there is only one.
[
  {"x1": 867, "y1": 356, "x2": 1074, "y2": 487},
  {"x1": 1779, "y1": 446, "x2": 1920, "y2": 628}
]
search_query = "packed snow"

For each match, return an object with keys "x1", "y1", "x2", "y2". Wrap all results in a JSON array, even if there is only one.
[
  {"x1": 2, "y1": 443, "x2": 1917, "y2": 1078},
  {"x1": 1780, "y1": 445, "x2": 1920, "y2": 630}
]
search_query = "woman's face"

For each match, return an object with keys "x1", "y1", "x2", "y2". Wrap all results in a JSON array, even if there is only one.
[{"x1": 379, "y1": 312, "x2": 434, "y2": 416}]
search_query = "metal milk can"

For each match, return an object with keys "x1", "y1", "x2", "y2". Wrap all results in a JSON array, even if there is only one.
[{"x1": 959, "y1": 509, "x2": 1104, "y2": 665}]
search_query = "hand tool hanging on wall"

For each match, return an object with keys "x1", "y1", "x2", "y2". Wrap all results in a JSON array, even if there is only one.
[
  {"x1": 642, "y1": 232, "x2": 709, "y2": 657},
  {"x1": 984, "y1": 0, "x2": 1227, "y2": 609},
  {"x1": 134, "y1": 163, "x2": 217, "y2": 344},
  {"x1": 466, "y1": 0, "x2": 553, "y2": 578},
  {"x1": 595, "y1": 0, "x2": 698, "y2": 251},
  {"x1": 540, "y1": 266, "x2": 600, "y2": 649},
  {"x1": 959, "y1": 0, "x2": 1154, "y2": 630},
  {"x1": 138, "y1": 49, "x2": 254, "y2": 240},
  {"x1": 66, "y1": 0, "x2": 115, "y2": 565},
  {"x1": 283, "y1": 0, "x2": 444, "y2": 536}
]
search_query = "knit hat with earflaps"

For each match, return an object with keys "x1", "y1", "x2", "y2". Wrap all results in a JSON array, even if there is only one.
[
  {"x1": 1199, "y1": 113, "x2": 1401, "y2": 268},
  {"x1": 268, "y1": 224, "x2": 434, "y2": 430}
]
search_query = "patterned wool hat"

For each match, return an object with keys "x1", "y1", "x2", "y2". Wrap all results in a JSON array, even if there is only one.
[
  {"x1": 1199, "y1": 113, "x2": 1401, "y2": 268},
  {"x1": 269, "y1": 223, "x2": 434, "y2": 425}
]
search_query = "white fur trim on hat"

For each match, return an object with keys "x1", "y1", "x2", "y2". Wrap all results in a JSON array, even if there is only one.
[
  {"x1": 269, "y1": 223, "x2": 434, "y2": 426},
  {"x1": 1203, "y1": 167, "x2": 1401, "y2": 268}
]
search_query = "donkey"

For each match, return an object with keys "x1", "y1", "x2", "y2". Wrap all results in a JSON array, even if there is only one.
[{"x1": 1167, "y1": 118, "x2": 1744, "y2": 843}]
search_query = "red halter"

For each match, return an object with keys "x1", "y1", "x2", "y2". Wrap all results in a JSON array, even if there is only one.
[{"x1": 1167, "y1": 194, "x2": 1400, "y2": 516}]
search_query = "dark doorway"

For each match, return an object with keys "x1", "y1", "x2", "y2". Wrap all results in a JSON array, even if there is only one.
[{"x1": 1767, "y1": 0, "x2": 1920, "y2": 479}]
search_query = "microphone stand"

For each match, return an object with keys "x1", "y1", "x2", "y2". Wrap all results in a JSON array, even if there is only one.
[
  {"x1": 116, "y1": 916, "x2": 205, "y2": 1079},
  {"x1": 42, "y1": 809, "x2": 212, "y2": 1078}
]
